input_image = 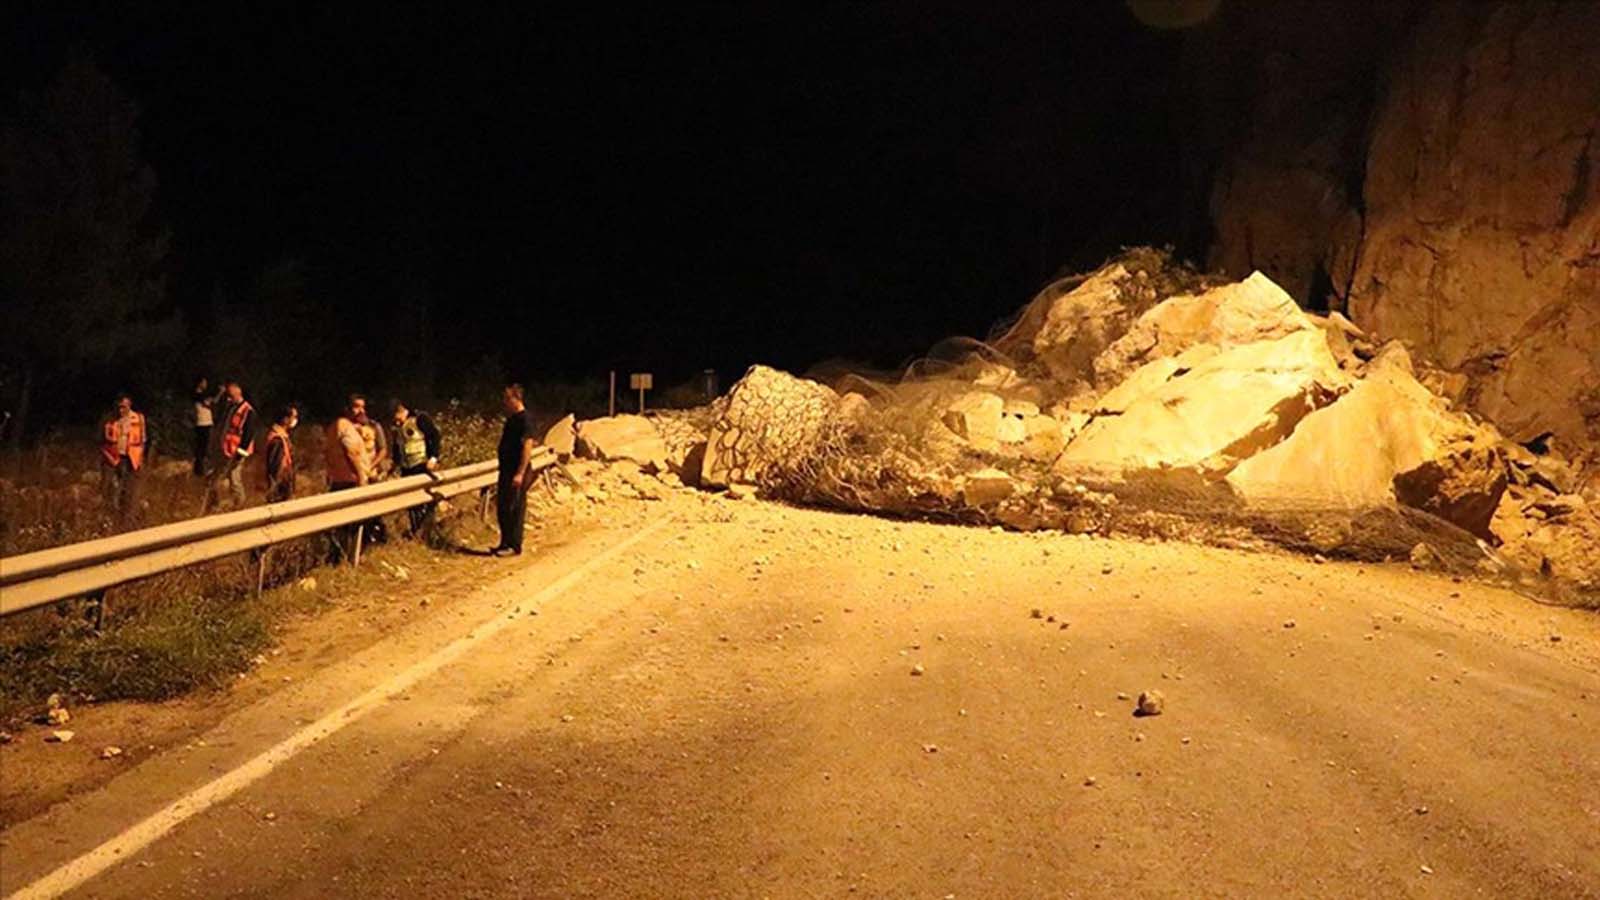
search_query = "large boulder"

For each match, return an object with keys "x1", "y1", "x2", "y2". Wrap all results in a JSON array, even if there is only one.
[
  {"x1": 1226, "y1": 363, "x2": 1507, "y2": 538},
  {"x1": 1057, "y1": 329, "x2": 1345, "y2": 482},
  {"x1": 701, "y1": 365, "x2": 839, "y2": 488},
  {"x1": 1092, "y1": 271, "x2": 1318, "y2": 386},
  {"x1": 574, "y1": 415, "x2": 669, "y2": 469}
]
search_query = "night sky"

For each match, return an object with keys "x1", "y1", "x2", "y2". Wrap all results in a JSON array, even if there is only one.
[{"x1": 5, "y1": 2, "x2": 1194, "y2": 388}]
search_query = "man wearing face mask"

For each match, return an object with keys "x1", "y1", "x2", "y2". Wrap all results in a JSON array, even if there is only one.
[{"x1": 264, "y1": 403, "x2": 300, "y2": 503}]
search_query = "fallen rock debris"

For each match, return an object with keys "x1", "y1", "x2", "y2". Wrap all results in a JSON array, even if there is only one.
[
  {"x1": 539, "y1": 249, "x2": 1593, "y2": 599},
  {"x1": 1135, "y1": 690, "x2": 1165, "y2": 717}
]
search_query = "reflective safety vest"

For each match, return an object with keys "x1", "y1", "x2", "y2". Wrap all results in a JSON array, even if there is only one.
[
  {"x1": 101, "y1": 412, "x2": 146, "y2": 470},
  {"x1": 221, "y1": 400, "x2": 255, "y2": 458},
  {"x1": 397, "y1": 416, "x2": 429, "y2": 469},
  {"x1": 266, "y1": 427, "x2": 293, "y2": 477}
]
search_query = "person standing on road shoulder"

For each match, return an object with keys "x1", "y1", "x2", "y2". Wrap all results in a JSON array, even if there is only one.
[
  {"x1": 100, "y1": 393, "x2": 148, "y2": 525},
  {"x1": 190, "y1": 376, "x2": 215, "y2": 476},
  {"x1": 264, "y1": 403, "x2": 299, "y2": 503},
  {"x1": 204, "y1": 380, "x2": 258, "y2": 513},
  {"x1": 491, "y1": 383, "x2": 536, "y2": 557},
  {"x1": 326, "y1": 395, "x2": 371, "y2": 492},
  {"x1": 324, "y1": 394, "x2": 373, "y2": 562},
  {"x1": 390, "y1": 398, "x2": 442, "y2": 536}
]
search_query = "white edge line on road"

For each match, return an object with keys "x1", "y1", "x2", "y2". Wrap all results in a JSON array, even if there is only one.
[{"x1": 9, "y1": 516, "x2": 673, "y2": 900}]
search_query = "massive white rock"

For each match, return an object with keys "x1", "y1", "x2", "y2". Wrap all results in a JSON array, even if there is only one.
[
  {"x1": 1057, "y1": 329, "x2": 1345, "y2": 481},
  {"x1": 1226, "y1": 361, "x2": 1507, "y2": 538}
]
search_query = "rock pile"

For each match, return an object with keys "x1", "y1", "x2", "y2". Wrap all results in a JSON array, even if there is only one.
[{"x1": 557, "y1": 249, "x2": 1597, "y2": 599}]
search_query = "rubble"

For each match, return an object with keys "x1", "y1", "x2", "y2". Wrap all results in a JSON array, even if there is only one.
[{"x1": 542, "y1": 251, "x2": 1596, "y2": 601}]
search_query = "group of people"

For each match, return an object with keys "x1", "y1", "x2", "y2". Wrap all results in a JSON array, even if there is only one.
[
  {"x1": 100, "y1": 380, "x2": 537, "y2": 557},
  {"x1": 101, "y1": 380, "x2": 443, "y2": 532}
]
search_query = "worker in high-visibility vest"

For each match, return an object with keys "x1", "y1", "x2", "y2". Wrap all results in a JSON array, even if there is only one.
[
  {"x1": 204, "y1": 380, "x2": 258, "y2": 514},
  {"x1": 264, "y1": 403, "x2": 300, "y2": 503},
  {"x1": 389, "y1": 399, "x2": 443, "y2": 535},
  {"x1": 100, "y1": 393, "x2": 148, "y2": 525}
]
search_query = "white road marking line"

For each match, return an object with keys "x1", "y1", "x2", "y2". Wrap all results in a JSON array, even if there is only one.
[{"x1": 8, "y1": 516, "x2": 672, "y2": 900}]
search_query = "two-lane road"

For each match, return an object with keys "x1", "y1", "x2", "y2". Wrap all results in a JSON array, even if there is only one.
[{"x1": 4, "y1": 497, "x2": 1597, "y2": 898}]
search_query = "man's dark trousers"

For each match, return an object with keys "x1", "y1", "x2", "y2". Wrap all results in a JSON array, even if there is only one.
[
  {"x1": 496, "y1": 471, "x2": 531, "y2": 552},
  {"x1": 400, "y1": 464, "x2": 435, "y2": 535}
]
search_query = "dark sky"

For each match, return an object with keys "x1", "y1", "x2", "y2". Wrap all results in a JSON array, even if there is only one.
[{"x1": 5, "y1": 2, "x2": 1194, "y2": 386}]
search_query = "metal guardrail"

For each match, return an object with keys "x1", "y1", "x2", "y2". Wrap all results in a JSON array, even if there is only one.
[{"x1": 0, "y1": 450, "x2": 555, "y2": 618}]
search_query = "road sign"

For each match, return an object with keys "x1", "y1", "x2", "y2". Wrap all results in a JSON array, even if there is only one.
[{"x1": 629, "y1": 373, "x2": 653, "y2": 390}]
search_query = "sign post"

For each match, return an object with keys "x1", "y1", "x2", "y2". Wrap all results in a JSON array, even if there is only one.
[{"x1": 629, "y1": 373, "x2": 653, "y2": 414}]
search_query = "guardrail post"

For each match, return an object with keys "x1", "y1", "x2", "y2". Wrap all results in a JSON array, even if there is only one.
[
  {"x1": 352, "y1": 524, "x2": 365, "y2": 568},
  {"x1": 255, "y1": 548, "x2": 269, "y2": 596}
]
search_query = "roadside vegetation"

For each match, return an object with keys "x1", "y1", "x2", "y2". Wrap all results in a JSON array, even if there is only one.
[{"x1": 0, "y1": 387, "x2": 594, "y2": 726}]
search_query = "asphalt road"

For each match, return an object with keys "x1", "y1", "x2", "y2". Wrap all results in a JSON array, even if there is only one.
[{"x1": 3, "y1": 496, "x2": 1598, "y2": 898}]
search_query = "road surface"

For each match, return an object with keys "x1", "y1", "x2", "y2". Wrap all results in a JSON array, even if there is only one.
[{"x1": 3, "y1": 491, "x2": 1598, "y2": 898}]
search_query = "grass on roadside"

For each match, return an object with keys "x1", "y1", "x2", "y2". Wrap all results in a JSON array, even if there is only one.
[{"x1": 0, "y1": 536, "x2": 334, "y2": 723}]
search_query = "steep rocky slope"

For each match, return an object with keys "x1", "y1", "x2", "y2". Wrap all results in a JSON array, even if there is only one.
[{"x1": 1191, "y1": 1, "x2": 1600, "y2": 449}]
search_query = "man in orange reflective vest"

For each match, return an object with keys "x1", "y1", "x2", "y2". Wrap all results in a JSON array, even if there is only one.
[
  {"x1": 264, "y1": 403, "x2": 300, "y2": 503},
  {"x1": 204, "y1": 379, "x2": 258, "y2": 513},
  {"x1": 100, "y1": 393, "x2": 148, "y2": 525}
]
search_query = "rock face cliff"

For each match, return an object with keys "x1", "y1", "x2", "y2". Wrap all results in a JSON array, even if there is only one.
[{"x1": 1192, "y1": 1, "x2": 1600, "y2": 448}]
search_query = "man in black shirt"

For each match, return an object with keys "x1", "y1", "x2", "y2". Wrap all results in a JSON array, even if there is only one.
[{"x1": 492, "y1": 383, "x2": 537, "y2": 556}]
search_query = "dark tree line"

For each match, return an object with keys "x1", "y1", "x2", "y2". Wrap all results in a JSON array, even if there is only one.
[
  {"x1": 0, "y1": 50, "x2": 175, "y2": 447},
  {"x1": 1, "y1": 54, "x2": 459, "y2": 449}
]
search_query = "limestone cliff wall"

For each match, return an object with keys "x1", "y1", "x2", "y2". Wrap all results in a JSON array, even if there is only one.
[{"x1": 1192, "y1": 1, "x2": 1600, "y2": 446}]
